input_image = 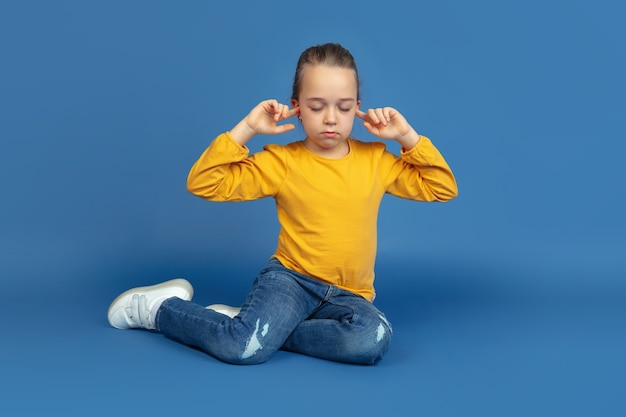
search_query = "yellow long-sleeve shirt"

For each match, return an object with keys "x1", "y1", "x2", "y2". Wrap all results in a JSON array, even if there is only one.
[{"x1": 187, "y1": 132, "x2": 457, "y2": 301}]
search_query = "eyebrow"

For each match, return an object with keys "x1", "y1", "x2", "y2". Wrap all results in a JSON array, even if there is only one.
[{"x1": 306, "y1": 98, "x2": 356, "y2": 104}]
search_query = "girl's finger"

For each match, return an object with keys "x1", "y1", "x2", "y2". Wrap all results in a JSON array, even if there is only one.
[
  {"x1": 264, "y1": 100, "x2": 275, "y2": 117},
  {"x1": 273, "y1": 102, "x2": 282, "y2": 122},
  {"x1": 284, "y1": 107, "x2": 299, "y2": 119},
  {"x1": 383, "y1": 107, "x2": 392, "y2": 122},
  {"x1": 374, "y1": 108, "x2": 387, "y2": 126},
  {"x1": 276, "y1": 103, "x2": 284, "y2": 121},
  {"x1": 355, "y1": 109, "x2": 369, "y2": 121},
  {"x1": 284, "y1": 104, "x2": 293, "y2": 118},
  {"x1": 275, "y1": 123, "x2": 295, "y2": 133},
  {"x1": 367, "y1": 108, "x2": 380, "y2": 125}
]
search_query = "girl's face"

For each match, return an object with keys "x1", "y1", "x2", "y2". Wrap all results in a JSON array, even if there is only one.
[{"x1": 292, "y1": 65, "x2": 360, "y2": 158}]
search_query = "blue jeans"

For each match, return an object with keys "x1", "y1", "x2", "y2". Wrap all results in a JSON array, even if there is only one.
[{"x1": 156, "y1": 258, "x2": 392, "y2": 365}]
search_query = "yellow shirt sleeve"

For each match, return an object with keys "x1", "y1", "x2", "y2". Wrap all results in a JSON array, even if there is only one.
[
  {"x1": 187, "y1": 132, "x2": 287, "y2": 202},
  {"x1": 379, "y1": 136, "x2": 458, "y2": 202}
]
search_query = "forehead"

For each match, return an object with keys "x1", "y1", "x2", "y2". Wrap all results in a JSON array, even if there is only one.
[{"x1": 299, "y1": 65, "x2": 358, "y2": 98}]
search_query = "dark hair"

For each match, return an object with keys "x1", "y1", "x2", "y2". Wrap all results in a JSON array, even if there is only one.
[{"x1": 291, "y1": 43, "x2": 360, "y2": 101}]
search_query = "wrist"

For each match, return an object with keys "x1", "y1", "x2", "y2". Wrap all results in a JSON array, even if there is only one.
[
  {"x1": 230, "y1": 119, "x2": 256, "y2": 146},
  {"x1": 396, "y1": 128, "x2": 420, "y2": 150}
]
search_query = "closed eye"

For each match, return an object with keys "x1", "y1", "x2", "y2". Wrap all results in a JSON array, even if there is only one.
[{"x1": 309, "y1": 106, "x2": 352, "y2": 112}]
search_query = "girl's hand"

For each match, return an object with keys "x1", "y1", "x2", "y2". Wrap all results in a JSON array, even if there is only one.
[
  {"x1": 230, "y1": 99, "x2": 299, "y2": 145},
  {"x1": 245, "y1": 99, "x2": 299, "y2": 135},
  {"x1": 356, "y1": 107, "x2": 421, "y2": 150}
]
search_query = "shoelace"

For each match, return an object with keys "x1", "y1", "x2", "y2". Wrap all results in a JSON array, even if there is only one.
[{"x1": 129, "y1": 294, "x2": 152, "y2": 328}]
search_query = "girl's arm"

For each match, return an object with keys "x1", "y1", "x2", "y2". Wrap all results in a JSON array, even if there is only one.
[
  {"x1": 357, "y1": 107, "x2": 457, "y2": 201},
  {"x1": 186, "y1": 99, "x2": 296, "y2": 201},
  {"x1": 186, "y1": 133, "x2": 288, "y2": 202},
  {"x1": 380, "y1": 136, "x2": 458, "y2": 202}
]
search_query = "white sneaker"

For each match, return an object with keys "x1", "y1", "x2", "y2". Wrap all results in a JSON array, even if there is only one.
[
  {"x1": 108, "y1": 278, "x2": 194, "y2": 330},
  {"x1": 206, "y1": 304, "x2": 241, "y2": 319}
]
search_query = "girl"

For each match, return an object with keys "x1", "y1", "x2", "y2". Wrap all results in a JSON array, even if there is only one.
[{"x1": 108, "y1": 43, "x2": 457, "y2": 365}]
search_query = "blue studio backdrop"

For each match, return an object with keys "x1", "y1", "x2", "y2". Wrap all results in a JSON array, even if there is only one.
[{"x1": 1, "y1": 1, "x2": 624, "y2": 416}]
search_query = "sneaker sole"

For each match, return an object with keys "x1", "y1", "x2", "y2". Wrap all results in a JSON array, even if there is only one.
[{"x1": 206, "y1": 303, "x2": 241, "y2": 318}]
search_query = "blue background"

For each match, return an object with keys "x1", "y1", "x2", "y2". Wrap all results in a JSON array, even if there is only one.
[{"x1": 1, "y1": 0, "x2": 624, "y2": 415}]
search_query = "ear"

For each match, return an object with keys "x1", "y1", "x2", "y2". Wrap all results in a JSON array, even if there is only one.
[{"x1": 291, "y1": 99, "x2": 300, "y2": 112}]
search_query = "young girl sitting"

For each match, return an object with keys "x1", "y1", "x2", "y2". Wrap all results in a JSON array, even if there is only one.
[{"x1": 108, "y1": 43, "x2": 457, "y2": 365}]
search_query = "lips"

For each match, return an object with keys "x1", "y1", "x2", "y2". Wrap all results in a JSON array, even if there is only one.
[{"x1": 322, "y1": 131, "x2": 338, "y2": 138}]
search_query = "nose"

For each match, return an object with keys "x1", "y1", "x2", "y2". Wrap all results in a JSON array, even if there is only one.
[{"x1": 324, "y1": 107, "x2": 337, "y2": 125}]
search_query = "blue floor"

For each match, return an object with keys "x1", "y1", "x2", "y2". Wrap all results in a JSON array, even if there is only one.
[{"x1": 2, "y1": 250, "x2": 624, "y2": 416}]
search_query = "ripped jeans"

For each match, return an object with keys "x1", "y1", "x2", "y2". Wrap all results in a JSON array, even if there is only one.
[{"x1": 155, "y1": 258, "x2": 393, "y2": 365}]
